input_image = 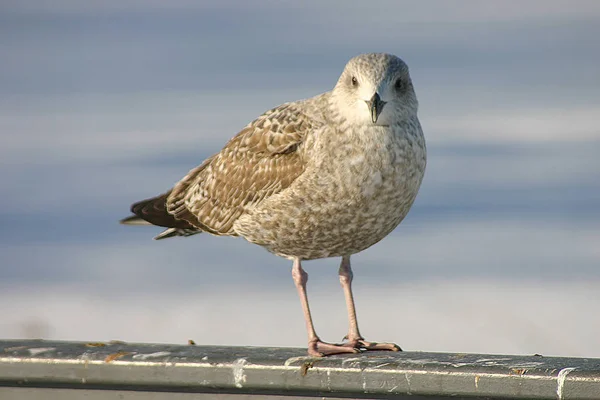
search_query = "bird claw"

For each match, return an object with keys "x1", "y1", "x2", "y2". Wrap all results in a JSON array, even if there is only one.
[
  {"x1": 307, "y1": 339, "x2": 361, "y2": 357},
  {"x1": 343, "y1": 337, "x2": 402, "y2": 352},
  {"x1": 307, "y1": 337, "x2": 401, "y2": 357}
]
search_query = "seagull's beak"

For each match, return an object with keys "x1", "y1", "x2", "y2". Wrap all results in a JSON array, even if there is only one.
[{"x1": 365, "y1": 92, "x2": 387, "y2": 123}]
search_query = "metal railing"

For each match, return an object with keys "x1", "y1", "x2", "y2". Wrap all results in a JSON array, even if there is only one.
[{"x1": 1, "y1": 340, "x2": 598, "y2": 399}]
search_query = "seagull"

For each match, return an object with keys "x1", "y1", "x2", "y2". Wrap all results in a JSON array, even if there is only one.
[{"x1": 121, "y1": 53, "x2": 427, "y2": 356}]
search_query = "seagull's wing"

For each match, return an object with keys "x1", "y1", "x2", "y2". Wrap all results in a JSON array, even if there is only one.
[{"x1": 163, "y1": 101, "x2": 319, "y2": 236}]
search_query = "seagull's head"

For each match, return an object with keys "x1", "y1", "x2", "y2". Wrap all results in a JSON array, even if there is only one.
[{"x1": 331, "y1": 53, "x2": 418, "y2": 126}]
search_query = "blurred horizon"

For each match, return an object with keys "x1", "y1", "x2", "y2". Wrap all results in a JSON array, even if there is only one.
[{"x1": 1, "y1": 1, "x2": 599, "y2": 357}]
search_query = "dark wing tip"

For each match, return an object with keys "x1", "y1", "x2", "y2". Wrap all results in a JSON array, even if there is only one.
[{"x1": 124, "y1": 192, "x2": 200, "y2": 232}]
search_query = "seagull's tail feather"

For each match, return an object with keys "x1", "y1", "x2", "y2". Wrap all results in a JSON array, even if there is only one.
[
  {"x1": 120, "y1": 215, "x2": 152, "y2": 225},
  {"x1": 153, "y1": 227, "x2": 200, "y2": 240},
  {"x1": 120, "y1": 192, "x2": 201, "y2": 239}
]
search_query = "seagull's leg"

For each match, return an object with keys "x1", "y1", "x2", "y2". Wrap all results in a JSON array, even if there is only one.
[
  {"x1": 292, "y1": 257, "x2": 359, "y2": 357},
  {"x1": 339, "y1": 256, "x2": 402, "y2": 352}
]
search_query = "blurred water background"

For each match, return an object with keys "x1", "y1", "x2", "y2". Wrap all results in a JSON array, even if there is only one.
[{"x1": 1, "y1": 1, "x2": 599, "y2": 357}]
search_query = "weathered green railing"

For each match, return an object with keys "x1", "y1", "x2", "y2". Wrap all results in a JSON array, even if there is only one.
[{"x1": 0, "y1": 340, "x2": 598, "y2": 399}]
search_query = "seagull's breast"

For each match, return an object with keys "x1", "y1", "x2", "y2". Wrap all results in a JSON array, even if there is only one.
[{"x1": 234, "y1": 119, "x2": 426, "y2": 260}]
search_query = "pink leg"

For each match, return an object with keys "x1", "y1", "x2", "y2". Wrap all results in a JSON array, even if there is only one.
[
  {"x1": 292, "y1": 258, "x2": 359, "y2": 357},
  {"x1": 339, "y1": 256, "x2": 402, "y2": 352}
]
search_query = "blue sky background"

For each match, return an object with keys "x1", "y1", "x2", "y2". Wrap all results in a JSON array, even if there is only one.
[{"x1": 1, "y1": 1, "x2": 599, "y2": 357}]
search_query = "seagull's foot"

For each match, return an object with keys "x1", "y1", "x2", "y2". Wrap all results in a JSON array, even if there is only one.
[
  {"x1": 343, "y1": 336, "x2": 402, "y2": 352},
  {"x1": 308, "y1": 338, "x2": 361, "y2": 357}
]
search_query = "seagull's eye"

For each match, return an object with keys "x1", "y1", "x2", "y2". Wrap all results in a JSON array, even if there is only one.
[
  {"x1": 351, "y1": 76, "x2": 358, "y2": 87},
  {"x1": 394, "y1": 78, "x2": 404, "y2": 91}
]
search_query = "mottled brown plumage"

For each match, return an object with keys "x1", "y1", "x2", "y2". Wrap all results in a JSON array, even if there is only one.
[
  {"x1": 170, "y1": 102, "x2": 313, "y2": 235},
  {"x1": 125, "y1": 101, "x2": 317, "y2": 239},
  {"x1": 121, "y1": 53, "x2": 426, "y2": 356}
]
